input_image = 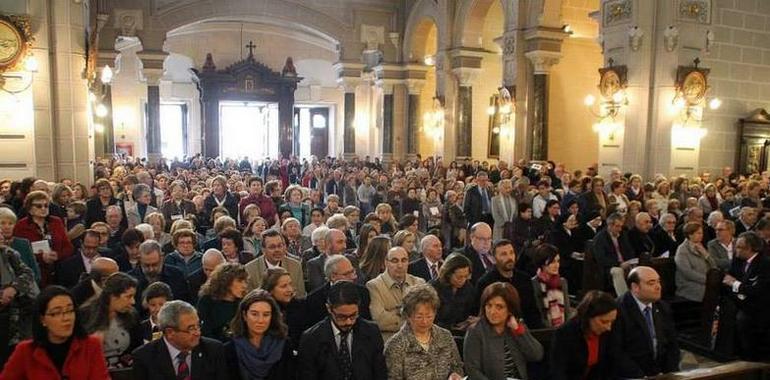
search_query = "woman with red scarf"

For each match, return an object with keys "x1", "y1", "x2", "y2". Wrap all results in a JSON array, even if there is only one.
[{"x1": 530, "y1": 244, "x2": 573, "y2": 328}]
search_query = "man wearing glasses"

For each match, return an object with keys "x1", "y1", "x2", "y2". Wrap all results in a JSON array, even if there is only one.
[
  {"x1": 299, "y1": 281, "x2": 387, "y2": 380},
  {"x1": 55, "y1": 229, "x2": 102, "y2": 288},
  {"x1": 132, "y1": 300, "x2": 229, "y2": 380},
  {"x1": 244, "y1": 228, "x2": 306, "y2": 296},
  {"x1": 128, "y1": 240, "x2": 191, "y2": 313},
  {"x1": 367, "y1": 246, "x2": 425, "y2": 341},
  {"x1": 306, "y1": 254, "x2": 372, "y2": 327}
]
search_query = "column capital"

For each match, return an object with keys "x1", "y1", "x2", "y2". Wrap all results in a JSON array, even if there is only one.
[
  {"x1": 142, "y1": 68, "x2": 163, "y2": 85},
  {"x1": 524, "y1": 50, "x2": 562, "y2": 74},
  {"x1": 406, "y1": 79, "x2": 425, "y2": 95},
  {"x1": 333, "y1": 61, "x2": 366, "y2": 92},
  {"x1": 452, "y1": 67, "x2": 482, "y2": 87}
]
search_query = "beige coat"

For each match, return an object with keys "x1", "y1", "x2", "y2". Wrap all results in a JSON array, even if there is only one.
[
  {"x1": 244, "y1": 255, "x2": 306, "y2": 297},
  {"x1": 366, "y1": 271, "x2": 425, "y2": 342}
]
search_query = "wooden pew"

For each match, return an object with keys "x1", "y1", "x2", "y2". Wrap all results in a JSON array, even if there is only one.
[
  {"x1": 581, "y1": 240, "x2": 604, "y2": 297},
  {"x1": 655, "y1": 361, "x2": 770, "y2": 379},
  {"x1": 109, "y1": 367, "x2": 133, "y2": 380}
]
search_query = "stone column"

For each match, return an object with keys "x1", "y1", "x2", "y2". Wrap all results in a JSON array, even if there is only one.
[
  {"x1": 524, "y1": 51, "x2": 562, "y2": 161},
  {"x1": 143, "y1": 69, "x2": 163, "y2": 163},
  {"x1": 343, "y1": 83, "x2": 357, "y2": 159},
  {"x1": 405, "y1": 80, "x2": 424, "y2": 159},
  {"x1": 452, "y1": 67, "x2": 481, "y2": 160},
  {"x1": 381, "y1": 84, "x2": 395, "y2": 163}
]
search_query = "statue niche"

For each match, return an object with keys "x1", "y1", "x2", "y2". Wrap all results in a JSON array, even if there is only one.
[{"x1": 195, "y1": 50, "x2": 302, "y2": 158}]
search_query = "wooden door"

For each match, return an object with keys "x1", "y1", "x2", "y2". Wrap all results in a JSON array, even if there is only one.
[{"x1": 309, "y1": 107, "x2": 329, "y2": 158}]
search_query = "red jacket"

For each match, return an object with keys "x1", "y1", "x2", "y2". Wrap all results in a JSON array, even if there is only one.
[
  {"x1": 12, "y1": 216, "x2": 74, "y2": 287},
  {"x1": 0, "y1": 335, "x2": 109, "y2": 380}
]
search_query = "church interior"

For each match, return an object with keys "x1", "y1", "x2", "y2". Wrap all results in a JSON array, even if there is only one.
[{"x1": 1, "y1": 0, "x2": 770, "y2": 379}]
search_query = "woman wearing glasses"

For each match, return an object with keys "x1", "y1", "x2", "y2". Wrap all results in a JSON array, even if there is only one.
[
  {"x1": 12, "y1": 191, "x2": 74, "y2": 288},
  {"x1": 224, "y1": 289, "x2": 294, "y2": 380},
  {"x1": 0, "y1": 286, "x2": 109, "y2": 379}
]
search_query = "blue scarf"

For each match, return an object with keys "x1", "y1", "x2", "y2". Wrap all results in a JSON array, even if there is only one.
[{"x1": 233, "y1": 335, "x2": 285, "y2": 380}]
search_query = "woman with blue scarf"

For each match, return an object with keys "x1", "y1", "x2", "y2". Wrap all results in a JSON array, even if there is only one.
[{"x1": 224, "y1": 289, "x2": 295, "y2": 380}]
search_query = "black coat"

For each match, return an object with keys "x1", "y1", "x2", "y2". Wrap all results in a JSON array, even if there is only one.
[
  {"x1": 651, "y1": 225, "x2": 678, "y2": 257},
  {"x1": 203, "y1": 192, "x2": 240, "y2": 226},
  {"x1": 223, "y1": 339, "x2": 295, "y2": 380},
  {"x1": 298, "y1": 317, "x2": 387, "y2": 380},
  {"x1": 407, "y1": 257, "x2": 434, "y2": 283},
  {"x1": 305, "y1": 282, "x2": 372, "y2": 327},
  {"x1": 54, "y1": 254, "x2": 87, "y2": 289},
  {"x1": 628, "y1": 227, "x2": 656, "y2": 257},
  {"x1": 84, "y1": 196, "x2": 126, "y2": 228},
  {"x1": 612, "y1": 292, "x2": 680, "y2": 377},
  {"x1": 128, "y1": 264, "x2": 191, "y2": 311},
  {"x1": 459, "y1": 245, "x2": 490, "y2": 286},
  {"x1": 431, "y1": 280, "x2": 477, "y2": 331},
  {"x1": 463, "y1": 184, "x2": 492, "y2": 228},
  {"x1": 132, "y1": 336, "x2": 229, "y2": 380},
  {"x1": 550, "y1": 318, "x2": 614, "y2": 380},
  {"x1": 186, "y1": 269, "x2": 208, "y2": 305},
  {"x1": 729, "y1": 253, "x2": 770, "y2": 322},
  {"x1": 592, "y1": 229, "x2": 635, "y2": 270}
]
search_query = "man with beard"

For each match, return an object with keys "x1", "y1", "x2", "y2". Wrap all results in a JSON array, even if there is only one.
[
  {"x1": 299, "y1": 281, "x2": 387, "y2": 380},
  {"x1": 475, "y1": 239, "x2": 544, "y2": 328},
  {"x1": 128, "y1": 240, "x2": 190, "y2": 313}
]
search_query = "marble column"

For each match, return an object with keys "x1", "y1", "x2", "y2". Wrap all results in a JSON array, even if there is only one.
[
  {"x1": 146, "y1": 85, "x2": 161, "y2": 162},
  {"x1": 452, "y1": 67, "x2": 481, "y2": 160},
  {"x1": 525, "y1": 51, "x2": 561, "y2": 161},
  {"x1": 405, "y1": 80, "x2": 423, "y2": 159},
  {"x1": 382, "y1": 85, "x2": 394, "y2": 163},
  {"x1": 343, "y1": 88, "x2": 356, "y2": 158},
  {"x1": 101, "y1": 85, "x2": 115, "y2": 154}
]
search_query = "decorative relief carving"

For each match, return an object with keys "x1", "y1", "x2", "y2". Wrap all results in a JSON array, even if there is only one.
[
  {"x1": 114, "y1": 9, "x2": 143, "y2": 37},
  {"x1": 360, "y1": 24, "x2": 385, "y2": 52},
  {"x1": 664, "y1": 26, "x2": 679, "y2": 52},
  {"x1": 677, "y1": 0, "x2": 711, "y2": 24},
  {"x1": 504, "y1": 35, "x2": 515, "y2": 55},
  {"x1": 603, "y1": 0, "x2": 632, "y2": 27},
  {"x1": 627, "y1": 26, "x2": 644, "y2": 52},
  {"x1": 704, "y1": 29, "x2": 715, "y2": 54}
]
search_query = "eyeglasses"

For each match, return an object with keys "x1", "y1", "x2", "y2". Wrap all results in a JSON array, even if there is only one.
[
  {"x1": 387, "y1": 258, "x2": 409, "y2": 264},
  {"x1": 330, "y1": 310, "x2": 359, "y2": 322},
  {"x1": 473, "y1": 236, "x2": 492, "y2": 242},
  {"x1": 265, "y1": 244, "x2": 285, "y2": 250},
  {"x1": 31, "y1": 203, "x2": 49, "y2": 209},
  {"x1": 175, "y1": 324, "x2": 202, "y2": 334},
  {"x1": 45, "y1": 309, "x2": 75, "y2": 319}
]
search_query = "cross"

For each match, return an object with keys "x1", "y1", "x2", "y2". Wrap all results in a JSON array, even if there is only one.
[{"x1": 245, "y1": 41, "x2": 256, "y2": 57}]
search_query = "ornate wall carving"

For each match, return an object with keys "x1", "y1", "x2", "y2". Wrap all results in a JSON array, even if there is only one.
[
  {"x1": 676, "y1": 0, "x2": 712, "y2": 24},
  {"x1": 603, "y1": 0, "x2": 632, "y2": 27}
]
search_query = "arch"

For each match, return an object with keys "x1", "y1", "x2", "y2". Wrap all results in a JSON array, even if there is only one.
[
  {"x1": 152, "y1": 0, "x2": 349, "y2": 49},
  {"x1": 453, "y1": 0, "x2": 513, "y2": 48},
  {"x1": 403, "y1": 0, "x2": 446, "y2": 63}
]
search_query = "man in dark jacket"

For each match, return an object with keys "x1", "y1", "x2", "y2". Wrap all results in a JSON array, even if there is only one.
[
  {"x1": 129, "y1": 240, "x2": 191, "y2": 312},
  {"x1": 305, "y1": 255, "x2": 371, "y2": 326},
  {"x1": 627, "y1": 212, "x2": 656, "y2": 257},
  {"x1": 298, "y1": 282, "x2": 386, "y2": 380},
  {"x1": 132, "y1": 300, "x2": 229, "y2": 380},
  {"x1": 613, "y1": 266, "x2": 680, "y2": 377},
  {"x1": 463, "y1": 171, "x2": 494, "y2": 228}
]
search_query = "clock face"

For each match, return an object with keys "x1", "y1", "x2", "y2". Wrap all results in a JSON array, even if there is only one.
[
  {"x1": 0, "y1": 19, "x2": 24, "y2": 68},
  {"x1": 682, "y1": 71, "x2": 707, "y2": 104},
  {"x1": 599, "y1": 70, "x2": 622, "y2": 99}
]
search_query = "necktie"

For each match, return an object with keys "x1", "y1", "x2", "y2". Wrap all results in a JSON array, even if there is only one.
[
  {"x1": 481, "y1": 188, "x2": 490, "y2": 214},
  {"x1": 643, "y1": 307, "x2": 657, "y2": 357},
  {"x1": 612, "y1": 237, "x2": 624, "y2": 264},
  {"x1": 176, "y1": 351, "x2": 190, "y2": 380},
  {"x1": 430, "y1": 263, "x2": 439, "y2": 280},
  {"x1": 338, "y1": 331, "x2": 353, "y2": 380},
  {"x1": 503, "y1": 197, "x2": 511, "y2": 222}
]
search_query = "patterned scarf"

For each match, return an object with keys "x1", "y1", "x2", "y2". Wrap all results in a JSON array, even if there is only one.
[{"x1": 536, "y1": 269, "x2": 565, "y2": 327}]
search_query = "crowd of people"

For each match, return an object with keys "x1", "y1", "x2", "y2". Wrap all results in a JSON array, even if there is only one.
[{"x1": 0, "y1": 153, "x2": 768, "y2": 380}]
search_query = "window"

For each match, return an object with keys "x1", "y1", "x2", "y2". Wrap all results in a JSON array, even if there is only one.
[{"x1": 160, "y1": 103, "x2": 186, "y2": 160}]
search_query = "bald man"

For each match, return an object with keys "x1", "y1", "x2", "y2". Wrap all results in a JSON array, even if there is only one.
[
  {"x1": 187, "y1": 249, "x2": 226, "y2": 304},
  {"x1": 460, "y1": 222, "x2": 494, "y2": 284},
  {"x1": 628, "y1": 212, "x2": 656, "y2": 257},
  {"x1": 71, "y1": 257, "x2": 119, "y2": 306},
  {"x1": 613, "y1": 266, "x2": 680, "y2": 378},
  {"x1": 367, "y1": 246, "x2": 425, "y2": 341}
]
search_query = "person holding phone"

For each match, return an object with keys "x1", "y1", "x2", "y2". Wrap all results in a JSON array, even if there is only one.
[{"x1": 463, "y1": 282, "x2": 543, "y2": 380}]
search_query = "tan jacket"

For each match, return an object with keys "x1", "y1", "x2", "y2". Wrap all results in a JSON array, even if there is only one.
[
  {"x1": 366, "y1": 271, "x2": 425, "y2": 342},
  {"x1": 244, "y1": 254, "x2": 306, "y2": 297}
]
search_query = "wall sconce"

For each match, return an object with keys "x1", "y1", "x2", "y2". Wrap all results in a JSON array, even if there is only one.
[
  {"x1": 592, "y1": 120, "x2": 623, "y2": 141},
  {"x1": 423, "y1": 55, "x2": 435, "y2": 66},
  {"x1": 0, "y1": 15, "x2": 37, "y2": 96},
  {"x1": 487, "y1": 87, "x2": 514, "y2": 158},
  {"x1": 422, "y1": 96, "x2": 445, "y2": 155},
  {"x1": 91, "y1": 65, "x2": 114, "y2": 132},
  {"x1": 585, "y1": 59, "x2": 628, "y2": 121},
  {"x1": 671, "y1": 58, "x2": 720, "y2": 123}
]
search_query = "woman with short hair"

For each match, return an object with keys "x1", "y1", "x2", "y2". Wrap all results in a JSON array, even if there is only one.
[
  {"x1": 530, "y1": 244, "x2": 573, "y2": 327},
  {"x1": 430, "y1": 253, "x2": 477, "y2": 333},
  {"x1": 197, "y1": 263, "x2": 249, "y2": 342},
  {"x1": 224, "y1": 289, "x2": 294, "y2": 380},
  {"x1": 0, "y1": 207, "x2": 40, "y2": 282},
  {"x1": 0, "y1": 286, "x2": 109, "y2": 379},
  {"x1": 675, "y1": 222, "x2": 717, "y2": 302},
  {"x1": 463, "y1": 282, "x2": 544, "y2": 380},
  {"x1": 384, "y1": 284, "x2": 464, "y2": 380}
]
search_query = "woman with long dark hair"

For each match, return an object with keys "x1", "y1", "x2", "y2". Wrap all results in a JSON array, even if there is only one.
[
  {"x1": 224, "y1": 289, "x2": 294, "y2": 380},
  {"x1": 0, "y1": 286, "x2": 109, "y2": 379},
  {"x1": 80, "y1": 272, "x2": 142, "y2": 369},
  {"x1": 197, "y1": 263, "x2": 249, "y2": 342}
]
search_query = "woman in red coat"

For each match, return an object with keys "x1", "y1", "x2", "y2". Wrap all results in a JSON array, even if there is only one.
[
  {"x1": 0, "y1": 285, "x2": 109, "y2": 380},
  {"x1": 12, "y1": 191, "x2": 74, "y2": 288}
]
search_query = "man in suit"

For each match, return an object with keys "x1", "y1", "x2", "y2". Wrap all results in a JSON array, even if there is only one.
[
  {"x1": 628, "y1": 212, "x2": 656, "y2": 258},
  {"x1": 104, "y1": 205, "x2": 127, "y2": 249},
  {"x1": 186, "y1": 249, "x2": 225, "y2": 304},
  {"x1": 475, "y1": 239, "x2": 544, "y2": 329},
  {"x1": 299, "y1": 281, "x2": 387, "y2": 380},
  {"x1": 463, "y1": 171, "x2": 494, "y2": 228},
  {"x1": 367, "y1": 246, "x2": 425, "y2": 341},
  {"x1": 408, "y1": 234, "x2": 444, "y2": 282},
  {"x1": 306, "y1": 255, "x2": 371, "y2": 327},
  {"x1": 651, "y1": 213, "x2": 678, "y2": 257},
  {"x1": 160, "y1": 181, "x2": 197, "y2": 231},
  {"x1": 129, "y1": 240, "x2": 191, "y2": 310},
  {"x1": 592, "y1": 212, "x2": 636, "y2": 294},
  {"x1": 244, "y1": 228, "x2": 306, "y2": 296},
  {"x1": 460, "y1": 222, "x2": 494, "y2": 285},
  {"x1": 706, "y1": 220, "x2": 735, "y2": 271},
  {"x1": 55, "y1": 229, "x2": 102, "y2": 288},
  {"x1": 110, "y1": 228, "x2": 145, "y2": 272},
  {"x1": 70, "y1": 257, "x2": 118, "y2": 306},
  {"x1": 613, "y1": 266, "x2": 680, "y2": 378},
  {"x1": 722, "y1": 231, "x2": 770, "y2": 361},
  {"x1": 734, "y1": 207, "x2": 758, "y2": 236},
  {"x1": 132, "y1": 300, "x2": 229, "y2": 380},
  {"x1": 307, "y1": 228, "x2": 346, "y2": 292}
]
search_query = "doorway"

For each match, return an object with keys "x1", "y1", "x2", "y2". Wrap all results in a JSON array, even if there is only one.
[
  {"x1": 219, "y1": 101, "x2": 279, "y2": 160},
  {"x1": 160, "y1": 103, "x2": 187, "y2": 160},
  {"x1": 294, "y1": 105, "x2": 330, "y2": 159}
]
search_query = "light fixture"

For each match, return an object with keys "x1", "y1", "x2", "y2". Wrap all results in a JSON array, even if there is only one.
[
  {"x1": 95, "y1": 103, "x2": 109, "y2": 117},
  {"x1": 23, "y1": 55, "x2": 38, "y2": 73},
  {"x1": 100, "y1": 65, "x2": 113, "y2": 84},
  {"x1": 671, "y1": 58, "x2": 720, "y2": 123},
  {"x1": 94, "y1": 123, "x2": 104, "y2": 133},
  {"x1": 422, "y1": 96, "x2": 445, "y2": 157},
  {"x1": 585, "y1": 59, "x2": 629, "y2": 122},
  {"x1": 1, "y1": 55, "x2": 39, "y2": 95},
  {"x1": 423, "y1": 55, "x2": 435, "y2": 66}
]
